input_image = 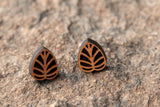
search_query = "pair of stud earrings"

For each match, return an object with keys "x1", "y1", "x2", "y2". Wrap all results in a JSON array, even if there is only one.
[{"x1": 29, "y1": 38, "x2": 107, "y2": 81}]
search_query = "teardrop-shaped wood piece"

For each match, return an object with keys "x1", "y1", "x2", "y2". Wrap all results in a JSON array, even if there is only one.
[
  {"x1": 29, "y1": 46, "x2": 58, "y2": 81},
  {"x1": 78, "y1": 38, "x2": 107, "y2": 73}
]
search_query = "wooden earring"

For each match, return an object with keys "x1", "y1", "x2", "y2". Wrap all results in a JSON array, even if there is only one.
[
  {"x1": 29, "y1": 46, "x2": 58, "y2": 81},
  {"x1": 78, "y1": 38, "x2": 107, "y2": 73}
]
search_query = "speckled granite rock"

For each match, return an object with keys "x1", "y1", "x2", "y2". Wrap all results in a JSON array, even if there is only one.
[{"x1": 0, "y1": 0, "x2": 160, "y2": 107}]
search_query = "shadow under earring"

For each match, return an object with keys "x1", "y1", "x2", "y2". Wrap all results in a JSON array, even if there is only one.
[
  {"x1": 29, "y1": 46, "x2": 58, "y2": 81},
  {"x1": 78, "y1": 38, "x2": 107, "y2": 73}
]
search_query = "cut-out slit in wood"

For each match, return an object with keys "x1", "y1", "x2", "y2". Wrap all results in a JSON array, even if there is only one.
[
  {"x1": 47, "y1": 54, "x2": 53, "y2": 64},
  {"x1": 47, "y1": 73, "x2": 57, "y2": 79},
  {"x1": 47, "y1": 67, "x2": 57, "y2": 75},
  {"x1": 95, "y1": 64, "x2": 105, "y2": 69},
  {"x1": 80, "y1": 62, "x2": 92, "y2": 67},
  {"x1": 94, "y1": 52, "x2": 102, "y2": 62},
  {"x1": 82, "y1": 48, "x2": 90, "y2": 57},
  {"x1": 95, "y1": 58, "x2": 104, "y2": 66},
  {"x1": 80, "y1": 55, "x2": 91, "y2": 63},
  {"x1": 47, "y1": 60, "x2": 56, "y2": 70},
  {"x1": 78, "y1": 38, "x2": 107, "y2": 73},
  {"x1": 37, "y1": 55, "x2": 44, "y2": 64},
  {"x1": 29, "y1": 46, "x2": 58, "y2": 81},
  {"x1": 34, "y1": 62, "x2": 44, "y2": 70},
  {"x1": 42, "y1": 51, "x2": 44, "y2": 55},
  {"x1": 34, "y1": 76, "x2": 44, "y2": 79},
  {"x1": 92, "y1": 46, "x2": 98, "y2": 56},
  {"x1": 33, "y1": 69, "x2": 43, "y2": 75}
]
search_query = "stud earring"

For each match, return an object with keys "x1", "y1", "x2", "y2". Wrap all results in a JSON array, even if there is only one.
[
  {"x1": 78, "y1": 38, "x2": 107, "y2": 73},
  {"x1": 29, "y1": 46, "x2": 58, "y2": 81}
]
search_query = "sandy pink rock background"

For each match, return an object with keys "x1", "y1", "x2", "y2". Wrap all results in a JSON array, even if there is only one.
[{"x1": 0, "y1": 0, "x2": 160, "y2": 106}]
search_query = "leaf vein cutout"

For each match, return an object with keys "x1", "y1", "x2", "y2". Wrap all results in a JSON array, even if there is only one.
[
  {"x1": 47, "y1": 69, "x2": 57, "y2": 76},
  {"x1": 33, "y1": 73, "x2": 44, "y2": 77},
  {"x1": 81, "y1": 53, "x2": 91, "y2": 61},
  {"x1": 30, "y1": 47, "x2": 58, "y2": 81},
  {"x1": 80, "y1": 65, "x2": 93, "y2": 69},
  {"x1": 35, "y1": 59, "x2": 44, "y2": 68},
  {"x1": 47, "y1": 65, "x2": 57, "y2": 73},
  {"x1": 94, "y1": 57, "x2": 104, "y2": 64},
  {"x1": 34, "y1": 77, "x2": 45, "y2": 81},
  {"x1": 80, "y1": 60, "x2": 92, "y2": 65},
  {"x1": 93, "y1": 50, "x2": 100, "y2": 58},
  {"x1": 47, "y1": 57, "x2": 55, "y2": 66},
  {"x1": 78, "y1": 39, "x2": 107, "y2": 72},
  {"x1": 47, "y1": 73, "x2": 57, "y2": 80},
  {"x1": 33, "y1": 68, "x2": 44, "y2": 74},
  {"x1": 95, "y1": 62, "x2": 105, "y2": 68}
]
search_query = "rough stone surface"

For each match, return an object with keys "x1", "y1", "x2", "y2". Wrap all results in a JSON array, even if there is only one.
[{"x1": 0, "y1": 0, "x2": 160, "y2": 107}]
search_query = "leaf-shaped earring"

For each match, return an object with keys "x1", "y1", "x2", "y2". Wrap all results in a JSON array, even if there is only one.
[
  {"x1": 78, "y1": 38, "x2": 107, "y2": 73},
  {"x1": 29, "y1": 46, "x2": 58, "y2": 81}
]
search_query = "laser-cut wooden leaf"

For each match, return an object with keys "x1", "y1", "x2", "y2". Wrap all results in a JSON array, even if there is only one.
[
  {"x1": 78, "y1": 38, "x2": 107, "y2": 72},
  {"x1": 29, "y1": 46, "x2": 58, "y2": 81}
]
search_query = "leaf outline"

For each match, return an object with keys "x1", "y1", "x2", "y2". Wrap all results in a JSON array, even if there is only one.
[
  {"x1": 78, "y1": 38, "x2": 107, "y2": 72},
  {"x1": 29, "y1": 46, "x2": 58, "y2": 81}
]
